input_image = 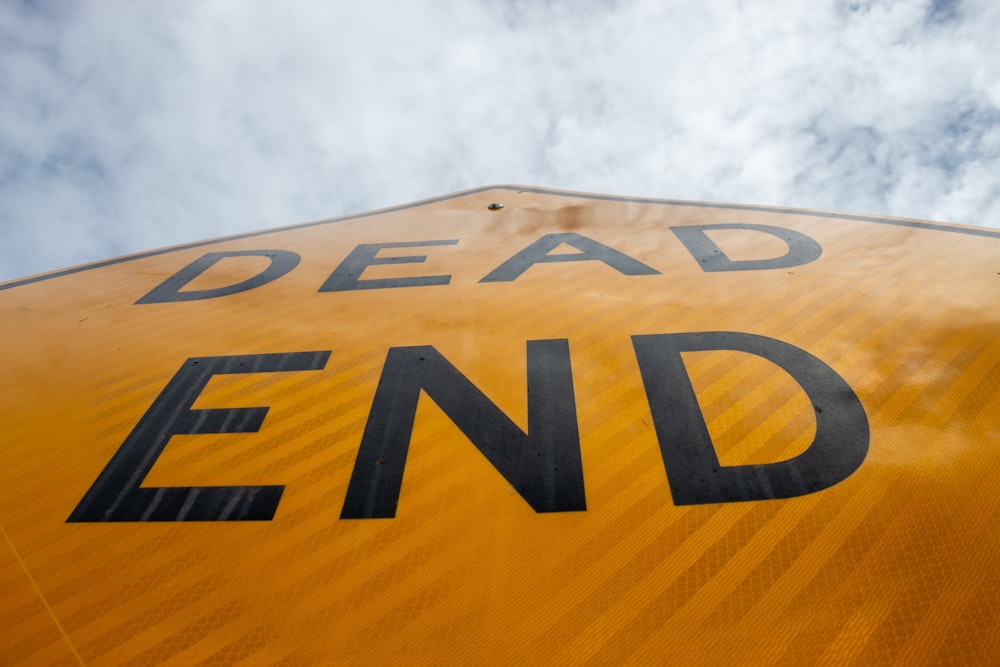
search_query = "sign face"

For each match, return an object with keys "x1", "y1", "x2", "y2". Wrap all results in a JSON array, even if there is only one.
[{"x1": 2, "y1": 186, "x2": 999, "y2": 665}]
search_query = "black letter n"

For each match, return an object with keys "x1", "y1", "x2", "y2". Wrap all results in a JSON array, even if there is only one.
[{"x1": 340, "y1": 340, "x2": 586, "y2": 519}]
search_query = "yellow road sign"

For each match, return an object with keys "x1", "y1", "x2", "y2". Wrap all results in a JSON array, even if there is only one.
[{"x1": 2, "y1": 186, "x2": 999, "y2": 664}]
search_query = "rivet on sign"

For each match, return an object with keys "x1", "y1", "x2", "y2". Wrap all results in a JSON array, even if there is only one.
[{"x1": 487, "y1": 202, "x2": 504, "y2": 210}]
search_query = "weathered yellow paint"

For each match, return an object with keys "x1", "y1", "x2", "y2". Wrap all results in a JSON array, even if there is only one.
[{"x1": 1, "y1": 186, "x2": 999, "y2": 665}]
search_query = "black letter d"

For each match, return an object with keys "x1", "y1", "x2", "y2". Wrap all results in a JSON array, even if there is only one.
[
  {"x1": 136, "y1": 250, "x2": 300, "y2": 304},
  {"x1": 632, "y1": 331, "x2": 868, "y2": 505}
]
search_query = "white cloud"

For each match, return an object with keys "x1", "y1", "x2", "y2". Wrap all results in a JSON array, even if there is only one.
[{"x1": 1, "y1": 0, "x2": 998, "y2": 281}]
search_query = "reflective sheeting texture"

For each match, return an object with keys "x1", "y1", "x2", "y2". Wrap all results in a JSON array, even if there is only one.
[{"x1": 1, "y1": 186, "x2": 999, "y2": 665}]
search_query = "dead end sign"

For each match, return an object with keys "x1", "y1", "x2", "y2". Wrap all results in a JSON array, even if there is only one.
[{"x1": 2, "y1": 186, "x2": 999, "y2": 665}]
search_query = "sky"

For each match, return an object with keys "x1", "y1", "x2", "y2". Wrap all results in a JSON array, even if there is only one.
[{"x1": 1, "y1": 0, "x2": 998, "y2": 283}]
